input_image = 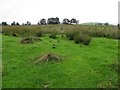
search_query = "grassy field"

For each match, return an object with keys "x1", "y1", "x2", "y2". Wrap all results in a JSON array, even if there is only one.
[{"x1": 2, "y1": 25, "x2": 119, "y2": 88}]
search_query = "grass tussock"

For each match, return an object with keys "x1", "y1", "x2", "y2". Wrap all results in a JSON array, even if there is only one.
[
  {"x1": 74, "y1": 32, "x2": 92, "y2": 45},
  {"x1": 65, "y1": 30, "x2": 78, "y2": 40},
  {"x1": 21, "y1": 37, "x2": 42, "y2": 44},
  {"x1": 21, "y1": 37, "x2": 34, "y2": 44},
  {"x1": 35, "y1": 30, "x2": 43, "y2": 37},
  {"x1": 49, "y1": 30, "x2": 59, "y2": 39},
  {"x1": 33, "y1": 52, "x2": 63, "y2": 64}
]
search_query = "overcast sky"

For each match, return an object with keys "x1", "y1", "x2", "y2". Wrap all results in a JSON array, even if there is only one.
[{"x1": 0, "y1": 0, "x2": 119, "y2": 25}]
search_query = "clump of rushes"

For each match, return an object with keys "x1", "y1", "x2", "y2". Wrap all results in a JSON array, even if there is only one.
[
  {"x1": 82, "y1": 34, "x2": 92, "y2": 45},
  {"x1": 21, "y1": 37, "x2": 34, "y2": 44},
  {"x1": 65, "y1": 31, "x2": 78, "y2": 40},
  {"x1": 74, "y1": 32, "x2": 83, "y2": 44},
  {"x1": 35, "y1": 30, "x2": 43, "y2": 37},
  {"x1": 74, "y1": 33, "x2": 92, "y2": 45},
  {"x1": 2, "y1": 25, "x2": 119, "y2": 40},
  {"x1": 49, "y1": 30, "x2": 58, "y2": 39},
  {"x1": 21, "y1": 37, "x2": 42, "y2": 44},
  {"x1": 34, "y1": 52, "x2": 63, "y2": 64}
]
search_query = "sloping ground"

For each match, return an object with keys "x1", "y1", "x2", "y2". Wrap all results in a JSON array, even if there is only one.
[{"x1": 2, "y1": 35, "x2": 118, "y2": 88}]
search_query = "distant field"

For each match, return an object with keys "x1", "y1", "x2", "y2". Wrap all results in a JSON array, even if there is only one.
[{"x1": 2, "y1": 25, "x2": 119, "y2": 88}]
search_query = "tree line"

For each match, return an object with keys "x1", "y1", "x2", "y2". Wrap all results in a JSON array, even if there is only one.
[
  {"x1": 1, "y1": 17, "x2": 79, "y2": 26},
  {"x1": 1, "y1": 17, "x2": 118, "y2": 27}
]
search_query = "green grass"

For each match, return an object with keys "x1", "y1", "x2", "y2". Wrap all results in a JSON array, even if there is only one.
[{"x1": 2, "y1": 34, "x2": 118, "y2": 88}]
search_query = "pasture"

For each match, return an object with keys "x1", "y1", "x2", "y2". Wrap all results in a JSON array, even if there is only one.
[{"x1": 2, "y1": 25, "x2": 119, "y2": 88}]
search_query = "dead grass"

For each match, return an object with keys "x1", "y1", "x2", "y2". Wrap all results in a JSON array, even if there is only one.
[
  {"x1": 33, "y1": 52, "x2": 63, "y2": 64},
  {"x1": 21, "y1": 37, "x2": 42, "y2": 44}
]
